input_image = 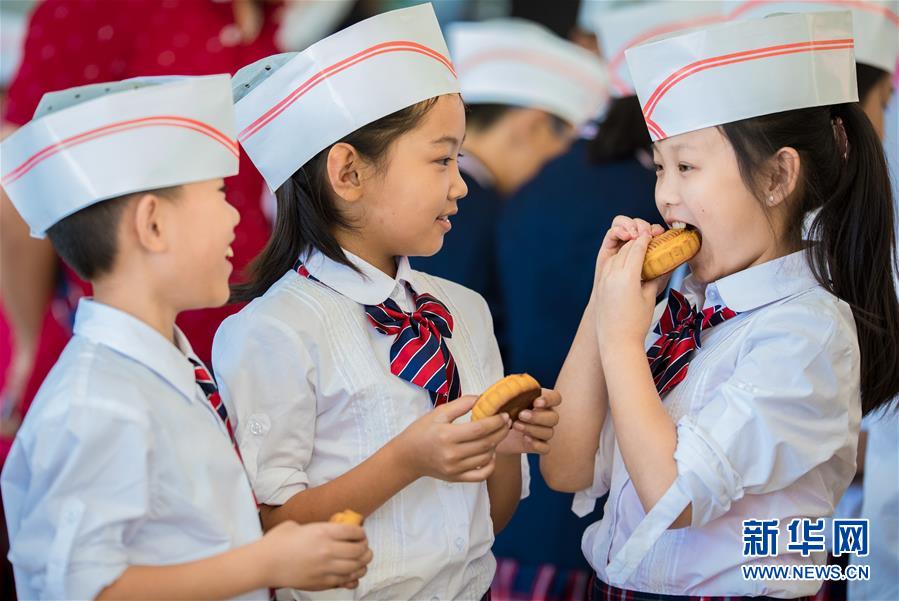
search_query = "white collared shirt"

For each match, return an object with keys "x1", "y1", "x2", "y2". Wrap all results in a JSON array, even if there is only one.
[
  {"x1": 1, "y1": 299, "x2": 265, "y2": 601},
  {"x1": 212, "y1": 248, "x2": 529, "y2": 601},
  {"x1": 573, "y1": 251, "x2": 861, "y2": 597}
]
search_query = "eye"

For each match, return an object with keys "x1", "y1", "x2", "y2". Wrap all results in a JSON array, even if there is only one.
[
  {"x1": 654, "y1": 163, "x2": 663, "y2": 174},
  {"x1": 437, "y1": 157, "x2": 452, "y2": 166},
  {"x1": 678, "y1": 163, "x2": 693, "y2": 173}
]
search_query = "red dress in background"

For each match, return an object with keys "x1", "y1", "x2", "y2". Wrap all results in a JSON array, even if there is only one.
[{"x1": 1, "y1": 0, "x2": 282, "y2": 464}]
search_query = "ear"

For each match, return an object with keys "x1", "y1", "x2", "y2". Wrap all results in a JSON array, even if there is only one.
[
  {"x1": 766, "y1": 146, "x2": 801, "y2": 207},
  {"x1": 131, "y1": 192, "x2": 170, "y2": 253},
  {"x1": 326, "y1": 142, "x2": 365, "y2": 203}
]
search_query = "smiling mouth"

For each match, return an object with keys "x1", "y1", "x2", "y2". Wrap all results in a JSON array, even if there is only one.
[{"x1": 226, "y1": 246, "x2": 234, "y2": 259}]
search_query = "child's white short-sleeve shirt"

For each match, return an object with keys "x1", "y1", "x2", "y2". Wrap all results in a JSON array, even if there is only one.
[
  {"x1": 574, "y1": 251, "x2": 861, "y2": 598},
  {"x1": 213, "y1": 249, "x2": 529, "y2": 601},
  {"x1": 1, "y1": 299, "x2": 265, "y2": 601}
]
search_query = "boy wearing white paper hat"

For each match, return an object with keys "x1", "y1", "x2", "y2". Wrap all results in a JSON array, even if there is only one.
[
  {"x1": 544, "y1": 9, "x2": 899, "y2": 600},
  {"x1": 412, "y1": 17, "x2": 608, "y2": 310},
  {"x1": 215, "y1": 5, "x2": 563, "y2": 600},
  {"x1": 727, "y1": 0, "x2": 898, "y2": 137},
  {"x1": 0, "y1": 75, "x2": 371, "y2": 600}
]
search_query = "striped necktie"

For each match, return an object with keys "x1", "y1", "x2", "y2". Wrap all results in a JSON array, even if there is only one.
[
  {"x1": 647, "y1": 289, "x2": 738, "y2": 397},
  {"x1": 296, "y1": 261, "x2": 461, "y2": 406},
  {"x1": 190, "y1": 358, "x2": 243, "y2": 463}
]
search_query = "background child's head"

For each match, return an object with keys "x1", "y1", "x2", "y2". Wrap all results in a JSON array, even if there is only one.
[
  {"x1": 0, "y1": 74, "x2": 240, "y2": 312},
  {"x1": 462, "y1": 103, "x2": 575, "y2": 196},
  {"x1": 448, "y1": 18, "x2": 608, "y2": 195},
  {"x1": 856, "y1": 63, "x2": 894, "y2": 139}
]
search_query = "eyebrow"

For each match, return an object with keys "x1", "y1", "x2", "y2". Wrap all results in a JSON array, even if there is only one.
[{"x1": 431, "y1": 134, "x2": 465, "y2": 147}]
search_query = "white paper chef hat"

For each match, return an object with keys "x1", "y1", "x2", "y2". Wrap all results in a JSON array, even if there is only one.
[
  {"x1": 590, "y1": 1, "x2": 728, "y2": 97},
  {"x1": 1, "y1": 75, "x2": 238, "y2": 238},
  {"x1": 625, "y1": 10, "x2": 858, "y2": 141},
  {"x1": 234, "y1": 3, "x2": 459, "y2": 192},
  {"x1": 727, "y1": 0, "x2": 898, "y2": 74},
  {"x1": 448, "y1": 18, "x2": 608, "y2": 126}
]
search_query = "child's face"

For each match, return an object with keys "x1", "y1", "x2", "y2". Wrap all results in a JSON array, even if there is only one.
[
  {"x1": 159, "y1": 178, "x2": 240, "y2": 310},
  {"x1": 652, "y1": 127, "x2": 787, "y2": 283},
  {"x1": 355, "y1": 93, "x2": 468, "y2": 260}
]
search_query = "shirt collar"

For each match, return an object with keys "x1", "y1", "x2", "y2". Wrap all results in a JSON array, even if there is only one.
[
  {"x1": 73, "y1": 298, "x2": 200, "y2": 402},
  {"x1": 682, "y1": 250, "x2": 820, "y2": 313},
  {"x1": 301, "y1": 247, "x2": 417, "y2": 306},
  {"x1": 458, "y1": 152, "x2": 496, "y2": 189}
]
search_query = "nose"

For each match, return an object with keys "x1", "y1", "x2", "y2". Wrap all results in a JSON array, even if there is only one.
[
  {"x1": 654, "y1": 169, "x2": 679, "y2": 214},
  {"x1": 451, "y1": 162, "x2": 468, "y2": 201}
]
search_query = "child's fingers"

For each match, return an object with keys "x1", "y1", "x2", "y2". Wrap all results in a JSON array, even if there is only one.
[
  {"x1": 455, "y1": 457, "x2": 496, "y2": 482},
  {"x1": 512, "y1": 422, "x2": 554, "y2": 442},
  {"x1": 524, "y1": 436, "x2": 552, "y2": 455},
  {"x1": 651, "y1": 223, "x2": 666, "y2": 236},
  {"x1": 323, "y1": 523, "x2": 367, "y2": 542},
  {"x1": 631, "y1": 218, "x2": 654, "y2": 237},
  {"x1": 450, "y1": 413, "x2": 508, "y2": 443},
  {"x1": 532, "y1": 388, "x2": 561, "y2": 409},
  {"x1": 610, "y1": 215, "x2": 640, "y2": 237},
  {"x1": 517, "y1": 408, "x2": 560, "y2": 428},
  {"x1": 624, "y1": 235, "x2": 651, "y2": 273},
  {"x1": 453, "y1": 450, "x2": 496, "y2": 474},
  {"x1": 330, "y1": 540, "x2": 371, "y2": 560}
]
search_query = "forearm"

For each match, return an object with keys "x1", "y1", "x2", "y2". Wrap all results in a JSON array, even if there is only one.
[
  {"x1": 487, "y1": 454, "x2": 522, "y2": 534},
  {"x1": 541, "y1": 298, "x2": 607, "y2": 491},
  {"x1": 96, "y1": 539, "x2": 268, "y2": 600},
  {"x1": 262, "y1": 437, "x2": 417, "y2": 529},
  {"x1": 602, "y1": 340, "x2": 690, "y2": 526}
]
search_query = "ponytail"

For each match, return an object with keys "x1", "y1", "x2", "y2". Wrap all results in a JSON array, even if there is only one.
[{"x1": 722, "y1": 103, "x2": 899, "y2": 415}]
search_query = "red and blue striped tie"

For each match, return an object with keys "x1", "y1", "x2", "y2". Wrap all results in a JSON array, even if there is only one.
[
  {"x1": 190, "y1": 358, "x2": 244, "y2": 463},
  {"x1": 647, "y1": 289, "x2": 738, "y2": 397},
  {"x1": 296, "y1": 261, "x2": 461, "y2": 406}
]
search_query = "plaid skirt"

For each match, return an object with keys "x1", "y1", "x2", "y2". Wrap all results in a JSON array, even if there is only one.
[{"x1": 589, "y1": 576, "x2": 813, "y2": 601}]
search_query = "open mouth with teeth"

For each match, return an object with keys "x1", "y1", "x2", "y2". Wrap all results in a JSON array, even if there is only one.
[
  {"x1": 226, "y1": 246, "x2": 234, "y2": 259},
  {"x1": 669, "y1": 221, "x2": 701, "y2": 240}
]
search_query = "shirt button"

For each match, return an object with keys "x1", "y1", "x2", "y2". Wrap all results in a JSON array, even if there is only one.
[
  {"x1": 455, "y1": 536, "x2": 464, "y2": 550},
  {"x1": 249, "y1": 420, "x2": 264, "y2": 436}
]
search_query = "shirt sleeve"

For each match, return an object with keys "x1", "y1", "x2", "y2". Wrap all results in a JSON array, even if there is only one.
[
  {"x1": 4, "y1": 0, "x2": 134, "y2": 125},
  {"x1": 3, "y1": 401, "x2": 151, "y2": 600},
  {"x1": 572, "y1": 416, "x2": 616, "y2": 517},
  {"x1": 213, "y1": 310, "x2": 318, "y2": 506},
  {"x1": 672, "y1": 300, "x2": 861, "y2": 528}
]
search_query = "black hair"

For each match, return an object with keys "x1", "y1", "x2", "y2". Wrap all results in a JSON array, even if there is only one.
[
  {"x1": 465, "y1": 103, "x2": 570, "y2": 135},
  {"x1": 720, "y1": 103, "x2": 899, "y2": 415},
  {"x1": 231, "y1": 97, "x2": 440, "y2": 303},
  {"x1": 856, "y1": 63, "x2": 891, "y2": 103},
  {"x1": 588, "y1": 95, "x2": 652, "y2": 163},
  {"x1": 46, "y1": 186, "x2": 181, "y2": 280}
]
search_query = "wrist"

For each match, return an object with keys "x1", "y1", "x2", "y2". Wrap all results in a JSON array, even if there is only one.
[
  {"x1": 384, "y1": 434, "x2": 422, "y2": 483},
  {"x1": 599, "y1": 337, "x2": 647, "y2": 369},
  {"x1": 249, "y1": 535, "x2": 277, "y2": 589}
]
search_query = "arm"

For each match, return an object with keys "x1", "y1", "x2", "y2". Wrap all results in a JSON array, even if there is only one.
[
  {"x1": 541, "y1": 216, "x2": 665, "y2": 492},
  {"x1": 540, "y1": 298, "x2": 608, "y2": 492},
  {"x1": 98, "y1": 521, "x2": 372, "y2": 600},
  {"x1": 260, "y1": 396, "x2": 510, "y2": 529},
  {"x1": 486, "y1": 454, "x2": 522, "y2": 533}
]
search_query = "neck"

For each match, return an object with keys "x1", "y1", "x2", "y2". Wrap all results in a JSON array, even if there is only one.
[
  {"x1": 462, "y1": 134, "x2": 513, "y2": 196},
  {"x1": 92, "y1": 276, "x2": 179, "y2": 345},
  {"x1": 332, "y1": 231, "x2": 398, "y2": 278}
]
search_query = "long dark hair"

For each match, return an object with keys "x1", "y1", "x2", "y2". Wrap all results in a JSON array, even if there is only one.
[
  {"x1": 231, "y1": 97, "x2": 439, "y2": 303},
  {"x1": 588, "y1": 95, "x2": 652, "y2": 164},
  {"x1": 720, "y1": 103, "x2": 899, "y2": 415}
]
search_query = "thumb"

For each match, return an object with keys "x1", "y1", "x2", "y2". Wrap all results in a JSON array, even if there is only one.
[{"x1": 434, "y1": 394, "x2": 478, "y2": 423}]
